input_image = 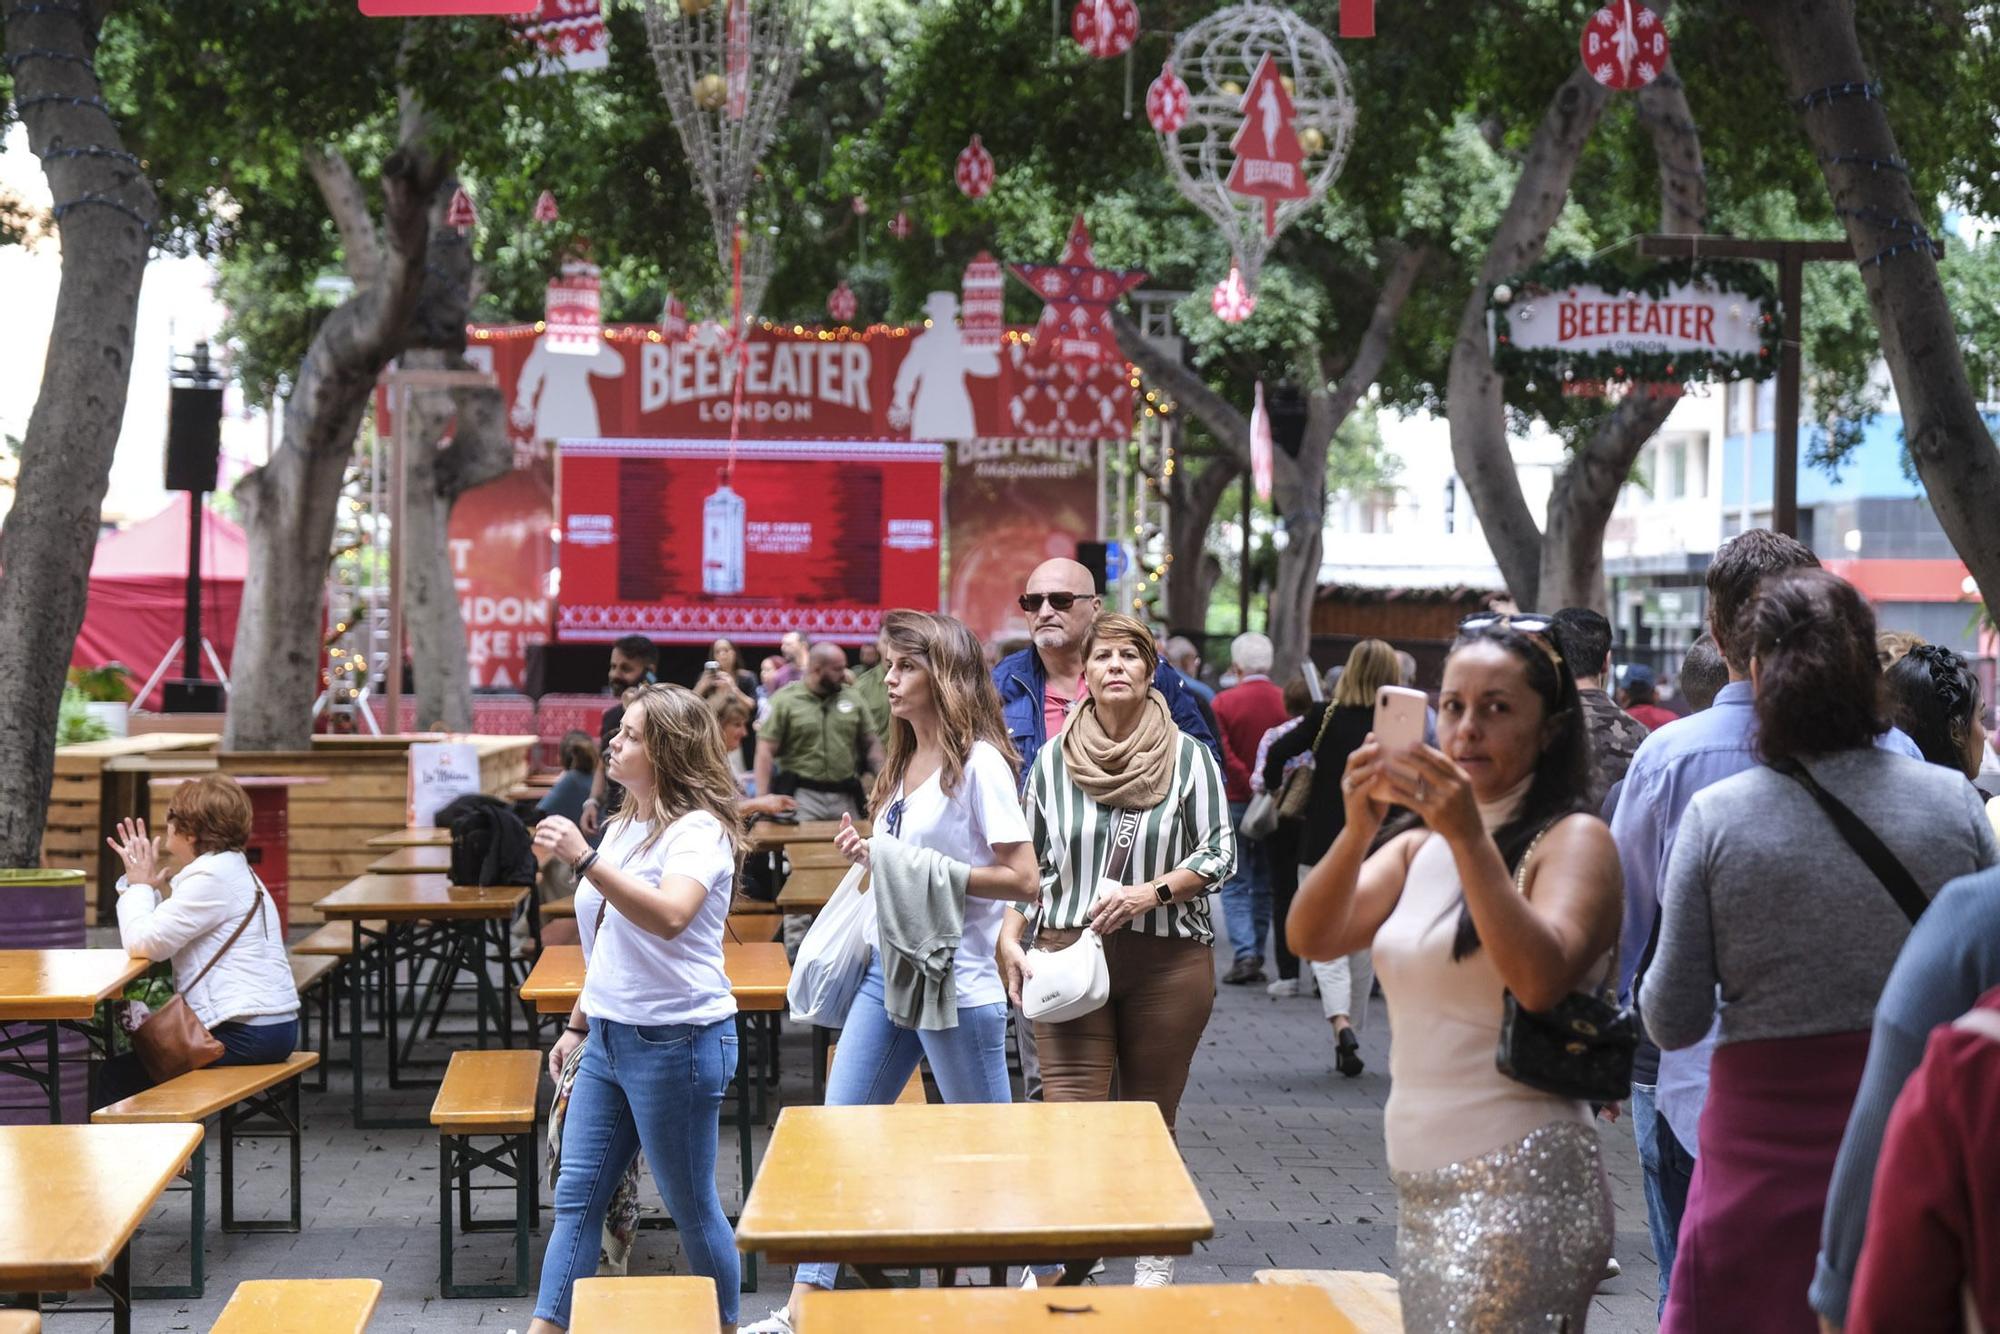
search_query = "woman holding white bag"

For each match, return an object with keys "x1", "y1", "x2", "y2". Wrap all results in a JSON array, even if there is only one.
[
  {"x1": 744, "y1": 610, "x2": 1037, "y2": 1334},
  {"x1": 998, "y1": 611, "x2": 1235, "y2": 1289}
]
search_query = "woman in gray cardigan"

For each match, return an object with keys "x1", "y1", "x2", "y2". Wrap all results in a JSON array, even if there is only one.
[{"x1": 1641, "y1": 568, "x2": 2000, "y2": 1334}]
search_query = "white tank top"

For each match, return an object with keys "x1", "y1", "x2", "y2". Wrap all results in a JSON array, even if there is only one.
[{"x1": 1373, "y1": 800, "x2": 1592, "y2": 1174}]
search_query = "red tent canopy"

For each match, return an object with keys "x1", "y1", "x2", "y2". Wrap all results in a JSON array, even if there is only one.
[{"x1": 75, "y1": 494, "x2": 247, "y2": 708}]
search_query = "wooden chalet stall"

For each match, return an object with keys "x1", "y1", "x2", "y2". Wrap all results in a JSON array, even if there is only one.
[
  {"x1": 44, "y1": 731, "x2": 534, "y2": 925},
  {"x1": 1309, "y1": 583, "x2": 1505, "y2": 688}
]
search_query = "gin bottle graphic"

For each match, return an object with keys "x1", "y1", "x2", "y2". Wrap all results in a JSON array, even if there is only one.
[{"x1": 702, "y1": 481, "x2": 746, "y2": 596}]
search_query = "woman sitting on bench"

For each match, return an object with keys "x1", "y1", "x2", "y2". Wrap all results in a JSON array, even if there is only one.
[{"x1": 101, "y1": 773, "x2": 299, "y2": 1105}]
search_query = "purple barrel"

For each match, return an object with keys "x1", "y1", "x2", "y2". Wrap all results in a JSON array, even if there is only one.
[{"x1": 0, "y1": 868, "x2": 90, "y2": 1122}]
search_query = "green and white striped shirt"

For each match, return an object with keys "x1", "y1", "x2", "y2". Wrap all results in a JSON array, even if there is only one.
[{"x1": 1020, "y1": 731, "x2": 1236, "y2": 942}]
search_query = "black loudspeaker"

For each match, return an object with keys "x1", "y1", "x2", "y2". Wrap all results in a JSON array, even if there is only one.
[
  {"x1": 1266, "y1": 384, "x2": 1309, "y2": 458},
  {"x1": 1075, "y1": 541, "x2": 1110, "y2": 593},
  {"x1": 165, "y1": 386, "x2": 224, "y2": 492}
]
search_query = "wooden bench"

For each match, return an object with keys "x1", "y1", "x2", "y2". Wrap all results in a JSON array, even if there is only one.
[
  {"x1": 292, "y1": 920, "x2": 385, "y2": 956},
  {"x1": 1255, "y1": 1268, "x2": 1401, "y2": 1333},
  {"x1": 92, "y1": 1053, "x2": 320, "y2": 1299},
  {"x1": 570, "y1": 1276, "x2": 718, "y2": 1330},
  {"x1": 431, "y1": 1049, "x2": 541, "y2": 1300},
  {"x1": 292, "y1": 954, "x2": 340, "y2": 1090},
  {"x1": 209, "y1": 1278, "x2": 383, "y2": 1333},
  {"x1": 0, "y1": 1313, "x2": 38, "y2": 1334},
  {"x1": 726, "y1": 912, "x2": 781, "y2": 943}
]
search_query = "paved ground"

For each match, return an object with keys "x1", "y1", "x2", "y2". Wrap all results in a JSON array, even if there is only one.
[{"x1": 37, "y1": 935, "x2": 1661, "y2": 1331}]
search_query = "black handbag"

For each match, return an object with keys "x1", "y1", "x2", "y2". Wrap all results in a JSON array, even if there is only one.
[{"x1": 1495, "y1": 821, "x2": 1638, "y2": 1104}]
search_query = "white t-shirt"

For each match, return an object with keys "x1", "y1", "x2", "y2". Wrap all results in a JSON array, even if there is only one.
[
  {"x1": 575, "y1": 809, "x2": 738, "y2": 1028},
  {"x1": 888, "y1": 740, "x2": 1031, "y2": 1009}
]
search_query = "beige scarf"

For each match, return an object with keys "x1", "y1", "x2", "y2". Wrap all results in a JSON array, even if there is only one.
[{"x1": 1060, "y1": 687, "x2": 1178, "y2": 810}]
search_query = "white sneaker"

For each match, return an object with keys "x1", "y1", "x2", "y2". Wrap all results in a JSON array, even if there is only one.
[
  {"x1": 1132, "y1": 1255, "x2": 1175, "y2": 1288},
  {"x1": 1265, "y1": 978, "x2": 1301, "y2": 997},
  {"x1": 740, "y1": 1307, "x2": 796, "y2": 1334}
]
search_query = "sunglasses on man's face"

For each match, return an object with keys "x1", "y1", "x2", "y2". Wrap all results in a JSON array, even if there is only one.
[{"x1": 1018, "y1": 592, "x2": 1094, "y2": 614}]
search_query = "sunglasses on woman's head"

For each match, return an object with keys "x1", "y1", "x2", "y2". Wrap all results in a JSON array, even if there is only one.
[
  {"x1": 1018, "y1": 592, "x2": 1092, "y2": 613},
  {"x1": 1458, "y1": 612, "x2": 1554, "y2": 635}
]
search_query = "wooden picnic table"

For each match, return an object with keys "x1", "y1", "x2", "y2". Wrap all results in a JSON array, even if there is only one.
[
  {"x1": 0, "y1": 949, "x2": 151, "y2": 1122},
  {"x1": 0, "y1": 1122, "x2": 205, "y2": 1334},
  {"x1": 737, "y1": 1103, "x2": 1213, "y2": 1283},
  {"x1": 365, "y1": 826, "x2": 452, "y2": 849},
  {"x1": 314, "y1": 874, "x2": 529, "y2": 1129},
  {"x1": 776, "y1": 864, "x2": 852, "y2": 912},
  {"x1": 796, "y1": 1284, "x2": 1353, "y2": 1332},
  {"x1": 783, "y1": 844, "x2": 852, "y2": 870},
  {"x1": 746, "y1": 819, "x2": 868, "y2": 853},
  {"x1": 365, "y1": 845, "x2": 455, "y2": 876}
]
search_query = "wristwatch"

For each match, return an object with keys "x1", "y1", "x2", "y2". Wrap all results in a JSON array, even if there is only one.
[{"x1": 1151, "y1": 880, "x2": 1173, "y2": 906}]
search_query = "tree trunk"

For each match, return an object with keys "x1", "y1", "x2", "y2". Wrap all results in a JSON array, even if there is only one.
[
  {"x1": 1742, "y1": 0, "x2": 2000, "y2": 608},
  {"x1": 223, "y1": 122, "x2": 451, "y2": 751},
  {"x1": 1112, "y1": 244, "x2": 1426, "y2": 680},
  {"x1": 1446, "y1": 68, "x2": 1613, "y2": 609},
  {"x1": 401, "y1": 345, "x2": 510, "y2": 732},
  {"x1": 1165, "y1": 456, "x2": 1239, "y2": 634},
  {"x1": 0, "y1": 1, "x2": 158, "y2": 865},
  {"x1": 1538, "y1": 65, "x2": 1709, "y2": 611}
]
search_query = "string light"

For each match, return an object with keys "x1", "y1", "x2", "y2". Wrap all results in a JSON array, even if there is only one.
[{"x1": 1793, "y1": 81, "x2": 1880, "y2": 112}]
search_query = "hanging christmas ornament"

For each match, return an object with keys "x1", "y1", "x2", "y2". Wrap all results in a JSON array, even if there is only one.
[
  {"x1": 1249, "y1": 379, "x2": 1274, "y2": 501},
  {"x1": 641, "y1": 0, "x2": 808, "y2": 323},
  {"x1": 1071, "y1": 0, "x2": 1138, "y2": 59},
  {"x1": 826, "y1": 280, "x2": 858, "y2": 324},
  {"x1": 961, "y1": 251, "x2": 1005, "y2": 353},
  {"x1": 1211, "y1": 261, "x2": 1256, "y2": 322},
  {"x1": 446, "y1": 185, "x2": 478, "y2": 234},
  {"x1": 545, "y1": 257, "x2": 603, "y2": 357},
  {"x1": 659, "y1": 291, "x2": 688, "y2": 338},
  {"x1": 889, "y1": 210, "x2": 914, "y2": 240},
  {"x1": 1580, "y1": 0, "x2": 1669, "y2": 90},
  {"x1": 954, "y1": 134, "x2": 996, "y2": 200},
  {"x1": 850, "y1": 195, "x2": 869, "y2": 216},
  {"x1": 532, "y1": 189, "x2": 560, "y2": 224},
  {"x1": 1009, "y1": 214, "x2": 1147, "y2": 362},
  {"x1": 1156, "y1": 4, "x2": 1356, "y2": 289},
  {"x1": 1146, "y1": 62, "x2": 1191, "y2": 134},
  {"x1": 1227, "y1": 53, "x2": 1310, "y2": 238},
  {"x1": 1339, "y1": 0, "x2": 1375, "y2": 38}
]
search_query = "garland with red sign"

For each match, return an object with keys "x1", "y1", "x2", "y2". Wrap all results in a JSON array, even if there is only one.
[{"x1": 1486, "y1": 256, "x2": 1780, "y2": 386}]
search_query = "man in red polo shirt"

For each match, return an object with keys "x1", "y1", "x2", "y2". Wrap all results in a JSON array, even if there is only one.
[{"x1": 1212, "y1": 632, "x2": 1291, "y2": 984}]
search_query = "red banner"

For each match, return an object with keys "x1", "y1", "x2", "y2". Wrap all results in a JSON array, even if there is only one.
[
  {"x1": 448, "y1": 452, "x2": 554, "y2": 689},
  {"x1": 944, "y1": 438, "x2": 1100, "y2": 646},
  {"x1": 430, "y1": 323, "x2": 1133, "y2": 449},
  {"x1": 556, "y1": 439, "x2": 944, "y2": 645},
  {"x1": 360, "y1": 0, "x2": 534, "y2": 14}
]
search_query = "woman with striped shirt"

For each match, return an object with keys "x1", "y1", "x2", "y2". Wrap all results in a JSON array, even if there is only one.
[{"x1": 999, "y1": 612, "x2": 1234, "y2": 1290}]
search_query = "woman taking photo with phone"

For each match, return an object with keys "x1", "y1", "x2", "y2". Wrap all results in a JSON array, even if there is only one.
[
  {"x1": 743, "y1": 610, "x2": 1037, "y2": 1334},
  {"x1": 527, "y1": 684, "x2": 744, "y2": 1334},
  {"x1": 1287, "y1": 614, "x2": 1622, "y2": 1330},
  {"x1": 998, "y1": 611, "x2": 1234, "y2": 1290}
]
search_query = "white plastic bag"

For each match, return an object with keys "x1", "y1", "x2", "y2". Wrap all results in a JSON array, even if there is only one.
[{"x1": 786, "y1": 864, "x2": 872, "y2": 1027}]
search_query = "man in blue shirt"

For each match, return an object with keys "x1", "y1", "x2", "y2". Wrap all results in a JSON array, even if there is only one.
[
  {"x1": 1611, "y1": 530, "x2": 1922, "y2": 1315},
  {"x1": 992, "y1": 557, "x2": 1218, "y2": 790}
]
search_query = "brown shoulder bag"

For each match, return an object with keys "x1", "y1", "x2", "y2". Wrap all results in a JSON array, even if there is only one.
[{"x1": 130, "y1": 882, "x2": 270, "y2": 1084}]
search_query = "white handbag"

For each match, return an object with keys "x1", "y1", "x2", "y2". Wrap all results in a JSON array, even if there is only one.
[{"x1": 1021, "y1": 808, "x2": 1141, "y2": 1024}]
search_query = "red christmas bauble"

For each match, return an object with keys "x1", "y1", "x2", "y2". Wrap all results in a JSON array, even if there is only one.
[
  {"x1": 827, "y1": 280, "x2": 858, "y2": 324},
  {"x1": 1146, "y1": 62, "x2": 1190, "y2": 134},
  {"x1": 954, "y1": 134, "x2": 995, "y2": 200},
  {"x1": 1071, "y1": 0, "x2": 1138, "y2": 60}
]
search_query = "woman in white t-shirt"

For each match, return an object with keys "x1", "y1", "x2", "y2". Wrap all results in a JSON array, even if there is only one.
[
  {"x1": 527, "y1": 684, "x2": 744, "y2": 1334},
  {"x1": 743, "y1": 610, "x2": 1037, "y2": 1334}
]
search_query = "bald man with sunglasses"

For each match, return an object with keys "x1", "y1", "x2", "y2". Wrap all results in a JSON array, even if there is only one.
[{"x1": 993, "y1": 558, "x2": 1220, "y2": 792}]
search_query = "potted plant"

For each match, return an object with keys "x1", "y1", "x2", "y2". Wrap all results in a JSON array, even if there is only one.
[{"x1": 67, "y1": 662, "x2": 132, "y2": 738}]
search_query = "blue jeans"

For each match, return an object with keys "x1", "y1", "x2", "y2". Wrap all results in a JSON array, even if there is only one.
[
  {"x1": 534, "y1": 1016, "x2": 739, "y2": 1327},
  {"x1": 795, "y1": 955, "x2": 1010, "y2": 1291},
  {"x1": 95, "y1": 1016, "x2": 299, "y2": 1108},
  {"x1": 1220, "y1": 800, "x2": 1271, "y2": 965},
  {"x1": 1631, "y1": 1081, "x2": 1697, "y2": 1317}
]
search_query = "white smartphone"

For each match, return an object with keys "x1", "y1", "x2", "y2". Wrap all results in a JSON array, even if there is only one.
[{"x1": 1373, "y1": 685, "x2": 1428, "y2": 755}]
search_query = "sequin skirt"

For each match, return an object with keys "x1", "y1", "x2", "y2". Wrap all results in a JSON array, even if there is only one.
[{"x1": 1392, "y1": 1120, "x2": 1614, "y2": 1332}]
